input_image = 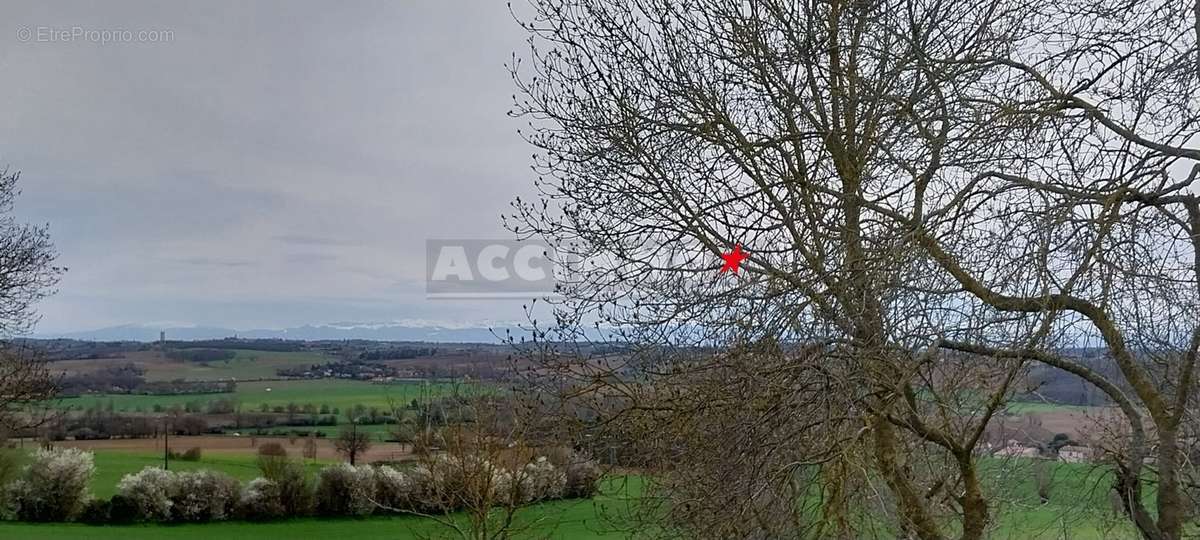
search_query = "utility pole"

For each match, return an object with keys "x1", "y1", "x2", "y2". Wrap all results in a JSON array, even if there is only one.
[
  {"x1": 162, "y1": 418, "x2": 170, "y2": 470},
  {"x1": 350, "y1": 420, "x2": 358, "y2": 466}
]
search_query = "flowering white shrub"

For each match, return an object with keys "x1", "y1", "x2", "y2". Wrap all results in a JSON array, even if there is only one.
[
  {"x1": 406, "y1": 461, "x2": 443, "y2": 512},
  {"x1": 171, "y1": 470, "x2": 240, "y2": 521},
  {"x1": 372, "y1": 465, "x2": 413, "y2": 512},
  {"x1": 116, "y1": 467, "x2": 175, "y2": 521},
  {"x1": 423, "y1": 454, "x2": 509, "y2": 510},
  {"x1": 520, "y1": 457, "x2": 566, "y2": 502},
  {"x1": 6, "y1": 447, "x2": 94, "y2": 521},
  {"x1": 298, "y1": 453, "x2": 586, "y2": 519},
  {"x1": 272, "y1": 459, "x2": 314, "y2": 516},
  {"x1": 315, "y1": 463, "x2": 375, "y2": 516},
  {"x1": 493, "y1": 468, "x2": 520, "y2": 506},
  {"x1": 403, "y1": 453, "x2": 582, "y2": 511},
  {"x1": 564, "y1": 454, "x2": 602, "y2": 498},
  {"x1": 114, "y1": 467, "x2": 242, "y2": 522},
  {"x1": 236, "y1": 478, "x2": 285, "y2": 520}
]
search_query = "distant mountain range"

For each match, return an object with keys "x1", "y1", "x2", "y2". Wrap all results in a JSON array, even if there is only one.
[{"x1": 37, "y1": 321, "x2": 532, "y2": 343}]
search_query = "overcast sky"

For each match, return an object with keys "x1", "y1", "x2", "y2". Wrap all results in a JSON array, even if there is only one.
[{"x1": 0, "y1": 1, "x2": 538, "y2": 333}]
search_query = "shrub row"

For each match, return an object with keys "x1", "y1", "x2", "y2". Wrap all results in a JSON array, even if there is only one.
[
  {"x1": 110, "y1": 468, "x2": 241, "y2": 522},
  {"x1": 5, "y1": 448, "x2": 94, "y2": 522},
  {"x1": 302, "y1": 452, "x2": 599, "y2": 518},
  {"x1": 2, "y1": 447, "x2": 602, "y2": 523}
]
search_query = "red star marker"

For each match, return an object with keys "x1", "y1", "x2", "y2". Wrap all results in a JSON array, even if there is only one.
[{"x1": 719, "y1": 244, "x2": 749, "y2": 274}]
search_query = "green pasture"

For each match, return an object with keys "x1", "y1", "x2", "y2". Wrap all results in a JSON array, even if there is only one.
[
  {"x1": 0, "y1": 460, "x2": 642, "y2": 540},
  {"x1": 55, "y1": 379, "x2": 466, "y2": 414},
  {"x1": 981, "y1": 457, "x2": 1135, "y2": 538},
  {"x1": 0, "y1": 450, "x2": 331, "y2": 500},
  {"x1": 143, "y1": 350, "x2": 329, "y2": 382},
  {"x1": 1002, "y1": 401, "x2": 1102, "y2": 415},
  {"x1": 0, "y1": 446, "x2": 1161, "y2": 540}
]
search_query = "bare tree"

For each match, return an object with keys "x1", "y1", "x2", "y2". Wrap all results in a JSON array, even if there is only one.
[
  {"x1": 509, "y1": 0, "x2": 1200, "y2": 538},
  {"x1": 0, "y1": 167, "x2": 62, "y2": 336},
  {"x1": 399, "y1": 394, "x2": 554, "y2": 540},
  {"x1": 335, "y1": 422, "x2": 370, "y2": 465},
  {"x1": 303, "y1": 431, "x2": 318, "y2": 460},
  {"x1": 0, "y1": 166, "x2": 62, "y2": 434},
  {"x1": 509, "y1": 0, "x2": 1044, "y2": 537},
  {"x1": 899, "y1": 4, "x2": 1200, "y2": 537}
]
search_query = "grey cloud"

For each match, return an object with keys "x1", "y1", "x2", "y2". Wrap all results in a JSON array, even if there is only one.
[
  {"x1": 1, "y1": 1, "x2": 539, "y2": 334},
  {"x1": 170, "y1": 257, "x2": 256, "y2": 268},
  {"x1": 274, "y1": 234, "x2": 357, "y2": 247},
  {"x1": 284, "y1": 253, "x2": 337, "y2": 264}
]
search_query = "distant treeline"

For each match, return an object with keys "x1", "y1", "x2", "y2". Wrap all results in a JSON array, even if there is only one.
[
  {"x1": 58, "y1": 364, "x2": 145, "y2": 395},
  {"x1": 21, "y1": 339, "x2": 150, "y2": 361},
  {"x1": 135, "y1": 380, "x2": 235, "y2": 395},
  {"x1": 357, "y1": 346, "x2": 438, "y2": 360},
  {"x1": 57, "y1": 364, "x2": 235, "y2": 397},
  {"x1": 162, "y1": 339, "x2": 305, "y2": 352},
  {"x1": 1019, "y1": 362, "x2": 1113, "y2": 407},
  {"x1": 277, "y1": 360, "x2": 398, "y2": 379},
  {"x1": 165, "y1": 348, "x2": 237, "y2": 363}
]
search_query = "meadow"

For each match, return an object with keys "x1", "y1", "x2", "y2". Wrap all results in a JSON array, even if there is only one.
[
  {"x1": 51, "y1": 349, "x2": 329, "y2": 384},
  {"x1": 0, "y1": 499, "x2": 631, "y2": 540},
  {"x1": 1002, "y1": 401, "x2": 1101, "y2": 415},
  {"x1": 142, "y1": 349, "x2": 330, "y2": 382},
  {"x1": 0, "y1": 447, "x2": 1145, "y2": 539},
  {"x1": 0, "y1": 449, "x2": 640, "y2": 540},
  {"x1": 981, "y1": 457, "x2": 1135, "y2": 539}
]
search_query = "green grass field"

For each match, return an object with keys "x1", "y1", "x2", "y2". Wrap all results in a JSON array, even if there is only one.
[
  {"x1": 1003, "y1": 401, "x2": 1101, "y2": 414},
  {"x1": 0, "y1": 452, "x2": 641, "y2": 540},
  {"x1": 0, "y1": 500, "x2": 630, "y2": 540},
  {"x1": 980, "y1": 457, "x2": 1135, "y2": 538},
  {"x1": 0, "y1": 450, "x2": 331, "y2": 499},
  {"x1": 56, "y1": 379, "x2": 466, "y2": 414},
  {"x1": 143, "y1": 350, "x2": 330, "y2": 382},
  {"x1": 0, "y1": 447, "x2": 1151, "y2": 539}
]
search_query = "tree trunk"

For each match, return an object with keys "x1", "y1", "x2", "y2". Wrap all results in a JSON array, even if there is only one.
[
  {"x1": 1114, "y1": 466, "x2": 1162, "y2": 540},
  {"x1": 1157, "y1": 428, "x2": 1184, "y2": 540},
  {"x1": 870, "y1": 415, "x2": 945, "y2": 540},
  {"x1": 957, "y1": 452, "x2": 989, "y2": 540}
]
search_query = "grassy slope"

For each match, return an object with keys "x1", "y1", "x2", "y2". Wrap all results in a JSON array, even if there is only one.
[{"x1": 981, "y1": 457, "x2": 1137, "y2": 539}]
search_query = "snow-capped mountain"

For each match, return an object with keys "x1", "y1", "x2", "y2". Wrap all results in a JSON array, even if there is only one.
[{"x1": 37, "y1": 321, "x2": 531, "y2": 343}]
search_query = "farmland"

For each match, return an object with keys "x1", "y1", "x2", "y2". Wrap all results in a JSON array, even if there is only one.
[
  {"x1": 58, "y1": 435, "x2": 410, "y2": 466},
  {"x1": 143, "y1": 349, "x2": 330, "y2": 382},
  {"x1": 47, "y1": 348, "x2": 329, "y2": 382},
  {"x1": 19, "y1": 340, "x2": 1129, "y2": 539},
  {"x1": 55, "y1": 378, "x2": 465, "y2": 414},
  {"x1": 45, "y1": 343, "x2": 514, "y2": 384}
]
